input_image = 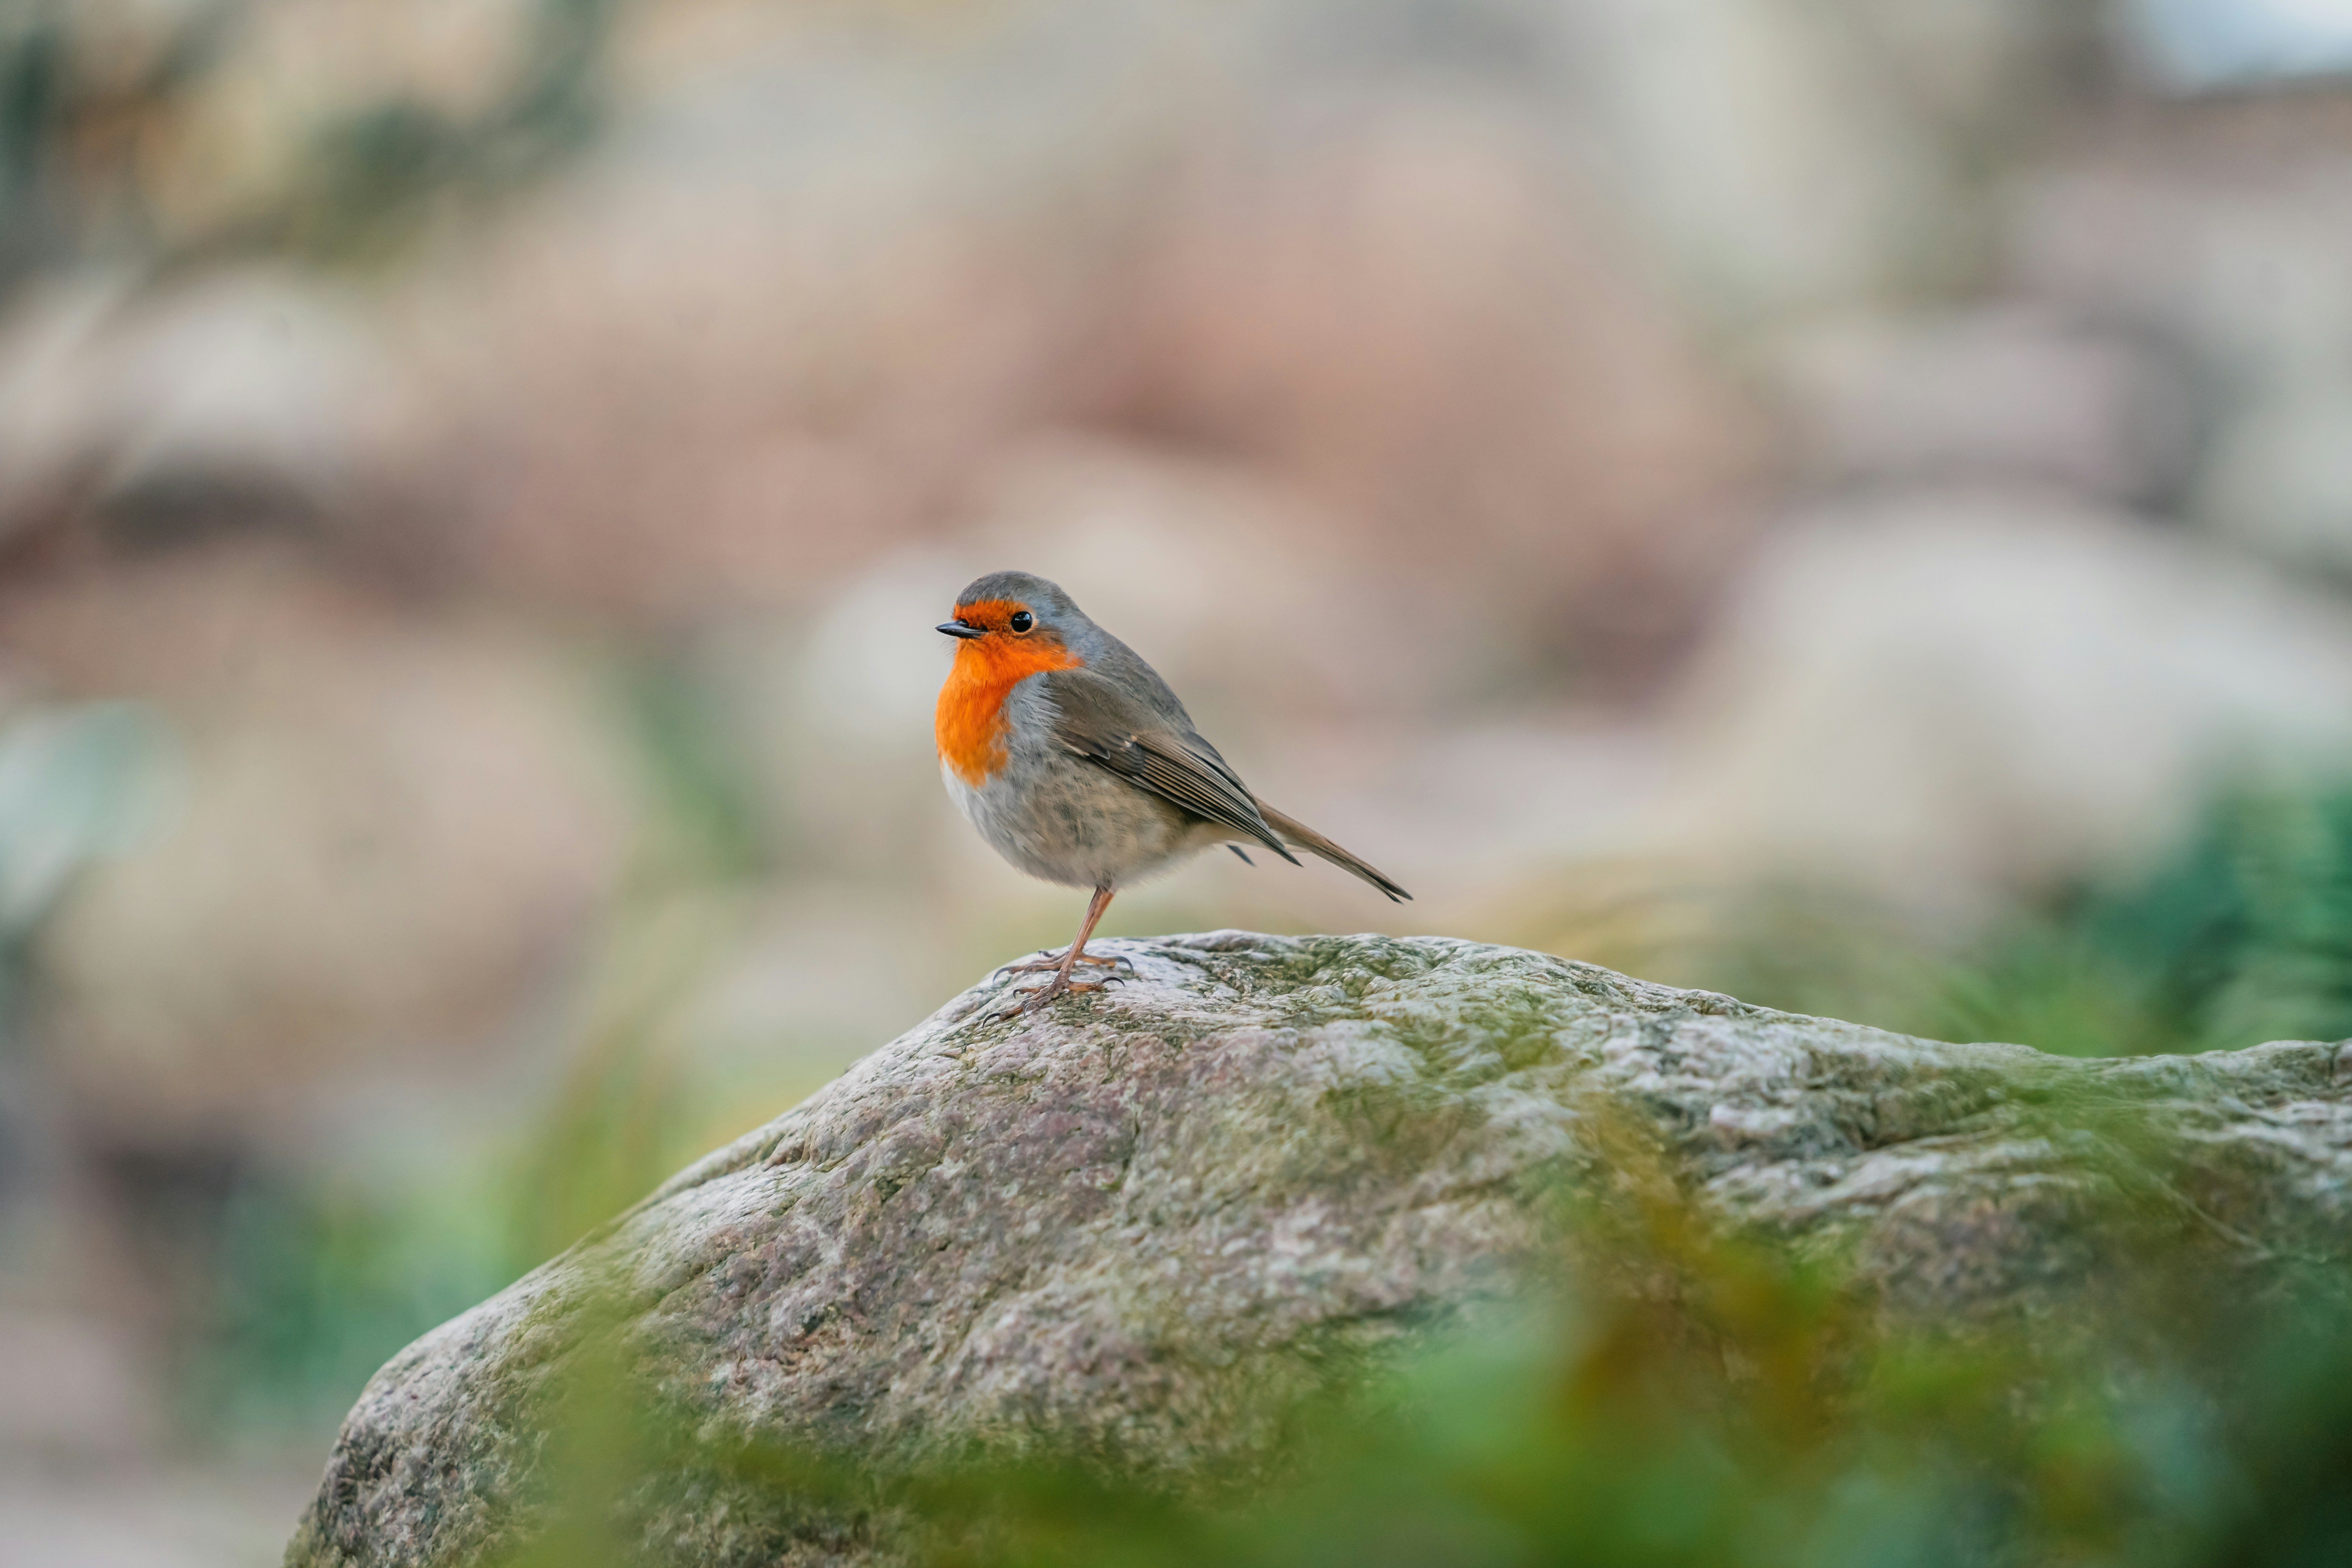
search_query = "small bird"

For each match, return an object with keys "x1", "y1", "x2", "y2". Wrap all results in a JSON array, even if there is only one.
[{"x1": 935, "y1": 570, "x2": 1409, "y2": 1013}]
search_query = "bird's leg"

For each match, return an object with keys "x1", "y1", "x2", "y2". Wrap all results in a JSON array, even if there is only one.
[
  {"x1": 998, "y1": 884, "x2": 1134, "y2": 976},
  {"x1": 1004, "y1": 886, "x2": 1119, "y2": 1014}
]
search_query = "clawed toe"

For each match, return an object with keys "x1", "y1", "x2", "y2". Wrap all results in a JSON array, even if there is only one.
[
  {"x1": 995, "y1": 972, "x2": 1124, "y2": 1019},
  {"x1": 997, "y1": 977, "x2": 1060, "y2": 1018},
  {"x1": 998, "y1": 985, "x2": 1061, "y2": 1018}
]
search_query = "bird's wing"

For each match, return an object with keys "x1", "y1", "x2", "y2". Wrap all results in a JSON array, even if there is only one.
[{"x1": 1038, "y1": 668, "x2": 1299, "y2": 864}]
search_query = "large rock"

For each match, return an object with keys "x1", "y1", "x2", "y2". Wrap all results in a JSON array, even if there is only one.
[{"x1": 285, "y1": 933, "x2": 2352, "y2": 1566}]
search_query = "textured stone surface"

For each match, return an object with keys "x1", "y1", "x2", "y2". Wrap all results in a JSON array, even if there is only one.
[{"x1": 286, "y1": 933, "x2": 2352, "y2": 1567}]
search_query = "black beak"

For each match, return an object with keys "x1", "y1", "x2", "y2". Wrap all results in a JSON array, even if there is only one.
[{"x1": 936, "y1": 621, "x2": 984, "y2": 640}]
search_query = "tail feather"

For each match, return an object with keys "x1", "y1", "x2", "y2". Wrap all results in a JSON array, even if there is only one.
[{"x1": 1256, "y1": 805, "x2": 1412, "y2": 902}]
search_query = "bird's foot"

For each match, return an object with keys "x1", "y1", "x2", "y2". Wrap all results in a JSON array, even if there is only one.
[{"x1": 997, "y1": 970, "x2": 1121, "y2": 1018}]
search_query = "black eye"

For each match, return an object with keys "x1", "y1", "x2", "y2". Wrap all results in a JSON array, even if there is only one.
[{"x1": 1009, "y1": 610, "x2": 1034, "y2": 633}]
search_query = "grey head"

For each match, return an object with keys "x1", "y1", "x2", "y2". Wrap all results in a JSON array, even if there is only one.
[
  {"x1": 938, "y1": 570, "x2": 1094, "y2": 646},
  {"x1": 936, "y1": 570, "x2": 1191, "y2": 724}
]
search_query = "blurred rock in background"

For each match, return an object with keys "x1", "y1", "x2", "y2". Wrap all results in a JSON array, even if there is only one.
[
  {"x1": 2013, "y1": 111, "x2": 2352, "y2": 579},
  {"x1": 23, "y1": 555, "x2": 630, "y2": 1153},
  {"x1": 1658, "y1": 490, "x2": 2352, "y2": 923},
  {"x1": 0, "y1": 270, "x2": 435, "y2": 570},
  {"x1": 4, "y1": 0, "x2": 2352, "y2": 1561},
  {"x1": 1770, "y1": 305, "x2": 2197, "y2": 503}
]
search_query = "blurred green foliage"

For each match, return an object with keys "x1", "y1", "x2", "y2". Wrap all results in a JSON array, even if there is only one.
[
  {"x1": 194, "y1": 1167, "x2": 513, "y2": 1437},
  {"x1": 0, "y1": 0, "x2": 621, "y2": 287},
  {"x1": 193, "y1": 653, "x2": 751, "y2": 1436},
  {"x1": 604, "y1": 648, "x2": 775, "y2": 886},
  {"x1": 287, "y1": 0, "x2": 624, "y2": 263},
  {"x1": 1923, "y1": 783, "x2": 2352, "y2": 1056},
  {"x1": 1552, "y1": 781, "x2": 2352, "y2": 1060},
  {"x1": 193, "y1": 907, "x2": 708, "y2": 1437},
  {"x1": 0, "y1": 701, "x2": 168, "y2": 942}
]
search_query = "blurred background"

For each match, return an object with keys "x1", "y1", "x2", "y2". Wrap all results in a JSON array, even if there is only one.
[{"x1": 7, "y1": 0, "x2": 2352, "y2": 1560}]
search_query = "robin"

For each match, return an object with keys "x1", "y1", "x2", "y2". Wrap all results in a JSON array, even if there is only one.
[{"x1": 935, "y1": 570, "x2": 1409, "y2": 1013}]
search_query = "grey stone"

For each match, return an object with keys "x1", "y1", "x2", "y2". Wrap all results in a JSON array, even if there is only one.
[{"x1": 285, "y1": 932, "x2": 2352, "y2": 1566}]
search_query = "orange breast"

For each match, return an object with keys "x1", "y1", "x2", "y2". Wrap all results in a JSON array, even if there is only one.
[{"x1": 936, "y1": 632, "x2": 1081, "y2": 786}]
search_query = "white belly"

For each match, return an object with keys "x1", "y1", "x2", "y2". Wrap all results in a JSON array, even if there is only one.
[{"x1": 943, "y1": 757, "x2": 1214, "y2": 890}]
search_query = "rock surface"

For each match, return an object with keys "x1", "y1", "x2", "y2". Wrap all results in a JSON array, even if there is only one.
[{"x1": 286, "y1": 933, "x2": 2352, "y2": 1567}]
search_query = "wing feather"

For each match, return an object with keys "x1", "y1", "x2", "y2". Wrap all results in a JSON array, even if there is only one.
[{"x1": 1039, "y1": 669, "x2": 1299, "y2": 864}]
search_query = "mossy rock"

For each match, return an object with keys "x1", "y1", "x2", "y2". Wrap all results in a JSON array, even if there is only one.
[{"x1": 286, "y1": 933, "x2": 2352, "y2": 1566}]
